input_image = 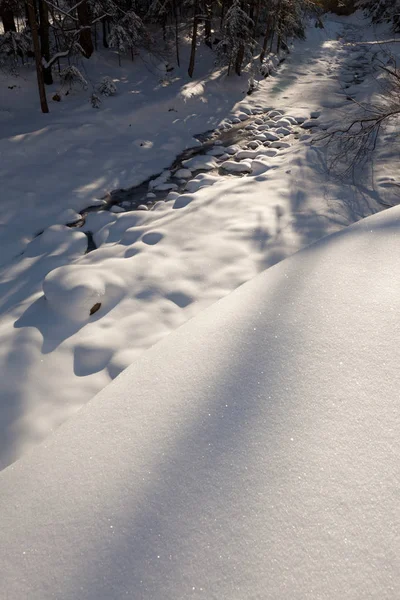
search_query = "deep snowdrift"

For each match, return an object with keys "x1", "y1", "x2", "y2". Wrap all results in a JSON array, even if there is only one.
[{"x1": 1, "y1": 204, "x2": 400, "y2": 599}]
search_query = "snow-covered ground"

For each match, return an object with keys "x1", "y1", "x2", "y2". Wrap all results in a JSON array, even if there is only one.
[
  {"x1": 0, "y1": 12, "x2": 399, "y2": 470},
  {"x1": 2, "y1": 201, "x2": 400, "y2": 599}
]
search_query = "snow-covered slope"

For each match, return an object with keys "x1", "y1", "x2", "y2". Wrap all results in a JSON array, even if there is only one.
[
  {"x1": 1, "y1": 204, "x2": 400, "y2": 599},
  {"x1": 4, "y1": 12, "x2": 398, "y2": 470}
]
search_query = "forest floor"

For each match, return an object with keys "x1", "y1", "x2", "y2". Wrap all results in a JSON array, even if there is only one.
[{"x1": 0, "y1": 11, "x2": 399, "y2": 470}]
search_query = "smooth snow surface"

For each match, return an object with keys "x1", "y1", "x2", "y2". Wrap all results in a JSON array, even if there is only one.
[{"x1": 1, "y1": 205, "x2": 400, "y2": 599}]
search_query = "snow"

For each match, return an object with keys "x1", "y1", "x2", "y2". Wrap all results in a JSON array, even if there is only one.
[
  {"x1": 219, "y1": 159, "x2": 252, "y2": 173},
  {"x1": 43, "y1": 265, "x2": 126, "y2": 320},
  {"x1": 185, "y1": 173, "x2": 219, "y2": 193},
  {"x1": 1, "y1": 11, "x2": 400, "y2": 474},
  {"x1": 2, "y1": 204, "x2": 400, "y2": 599},
  {"x1": 181, "y1": 155, "x2": 218, "y2": 171}
]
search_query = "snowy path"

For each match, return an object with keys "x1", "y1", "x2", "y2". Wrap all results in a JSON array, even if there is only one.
[{"x1": 0, "y1": 14, "x2": 397, "y2": 469}]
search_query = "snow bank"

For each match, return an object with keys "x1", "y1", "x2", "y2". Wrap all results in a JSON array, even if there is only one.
[{"x1": 2, "y1": 205, "x2": 400, "y2": 599}]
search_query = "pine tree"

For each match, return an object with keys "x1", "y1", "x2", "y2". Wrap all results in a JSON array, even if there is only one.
[
  {"x1": 357, "y1": 0, "x2": 400, "y2": 32},
  {"x1": 216, "y1": 0, "x2": 253, "y2": 76}
]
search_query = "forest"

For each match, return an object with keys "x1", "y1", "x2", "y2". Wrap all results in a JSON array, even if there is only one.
[{"x1": 1, "y1": 0, "x2": 389, "y2": 112}]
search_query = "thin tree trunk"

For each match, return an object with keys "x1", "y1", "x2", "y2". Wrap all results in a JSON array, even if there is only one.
[
  {"x1": 77, "y1": 0, "x2": 93, "y2": 58},
  {"x1": 269, "y1": 21, "x2": 275, "y2": 52},
  {"x1": 26, "y1": 0, "x2": 49, "y2": 113},
  {"x1": 204, "y1": 0, "x2": 212, "y2": 48},
  {"x1": 220, "y1": 0, "x2": 227, "y2": 29},
  {"x1": 0, "y1": 5, "x2": 16, "y2": 32},
  {"x1": 260, "y1": 17, "x2": 272, "y2": 64},
  {"x1": 253, "y1": 0, "x2": 261, "y2": 35},
  {"x1": 173, "y1": 0, "x2": 180, "y2": 66},
  {"x1": 38, "y1": 0, "x2": 53, "y2": 84},
  {"x1": 188, "y1": 0, "x2": 199, "y2": 78},
  {"x1": 54, "y1": 29, "x2": 61, "y2": 74},
  {"x1": 94, "y1": 21, "x2": 97, "y2": 50},
  {"x1": 102, "y1": 17, "x2": 108, "y2": 48}
]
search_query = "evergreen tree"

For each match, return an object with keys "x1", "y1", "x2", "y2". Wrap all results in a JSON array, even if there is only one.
[
  {"x1": 357, "y1": 0, "x2": 400, "y2": 32},
  {"x1": 216, "y1": 0, "x2": 254, "y2": 76}
]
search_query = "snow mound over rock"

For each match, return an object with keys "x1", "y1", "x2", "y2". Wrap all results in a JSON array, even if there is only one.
[
  {"x1": 43, "y1": 265, "x2": 125, "y2": 320},
  {"x1": 182, "y1": 156, "x2": 218, "y2": 171},
  {"x1": 185, "y1": 174, "x2": 220, "y2": 192},
  {"x1": 220, "y1": 160, "x2": 252, "y2": 173}
]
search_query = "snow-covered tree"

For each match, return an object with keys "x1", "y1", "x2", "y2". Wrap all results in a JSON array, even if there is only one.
[
  {"x1": 216, "y1": 0, "x2": 254, "y2": 76},
  {"x1": 108, "y1": 9, "x2": 152, "y2": 64},
  {"x1": 357, "y1": 0, "x2": 400, "y2": 32}
]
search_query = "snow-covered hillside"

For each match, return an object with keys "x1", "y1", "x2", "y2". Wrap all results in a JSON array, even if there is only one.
[
  {"x1": 1, "y1": 9, "x2": 400, "y2": 473},
  {"x1": 1, "y1": 202, "x2": 400, "y2": 599}
]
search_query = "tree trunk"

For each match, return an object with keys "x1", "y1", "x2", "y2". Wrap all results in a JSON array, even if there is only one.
[
  {"x1": 38, "y1": 0, "x2": 53, "y2": 84},
  {"x1": 204, "y1": 0, "x2": 212, "y2": 48},
  {"x1": 102, "y1": 18, "x2": 108, "y2": 48},
  {"x1": 173, "y1": 0, "x2": 180, "y2": 66},
  {"x1": 188, "y1": 0, "x2": 199, "y2": 77},
  {"x1": 235, "y1": 43, "x2": 245, "y2": 76},
  {"x1": 220, "y1": 0, "x2": 227, "y2": 28},
  {"x1": 26, "y1": 0, "x2": 49, "y2": 113},
  {"x1": 77, "y1": 0, "x2": 93, "y2": 59},
  {"x1": 0, "y1": 4, "x2": 16, "y2": 32},
  {"x1": 253, "y1": 0, "x2": 261, "y2": 35},
  {"x1": 260, "y1": 17, "x2": 272, "y2": 64}
]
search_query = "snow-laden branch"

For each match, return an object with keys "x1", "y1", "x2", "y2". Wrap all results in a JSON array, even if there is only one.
[{"x1": 42, "y1": 48, "x2": 71, "y2": 69}]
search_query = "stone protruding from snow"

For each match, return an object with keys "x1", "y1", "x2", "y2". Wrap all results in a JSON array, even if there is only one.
[
  {"x1": 154, "y1": 183, "x2": 178, "y2": 192},
  {"x1": 270, "y1": 141, "x2": 290, "y2": 149},
  {"x1": 275, "y1": 127, "x2": 291, "y2": 137},
  {"x1": 301, "y1": 120, "x2": 320, "y2": 129},
  {"x1": 174, "y1": 168, "x2": 192, "y2": 179},
  {"x1": 264, "y1": 132, "x2": 280, "y2": 142},
  {"x1": 225, "y1": 145, "x2": 241, "y2": 156},
  {"x1": 206, "y1": 147, "x2": 227, "y2": 157}
]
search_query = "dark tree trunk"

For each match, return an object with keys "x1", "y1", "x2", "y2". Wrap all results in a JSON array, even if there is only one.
[
  {"x1": 38, "y1": 0, "x2": 53, "y2": 84},
  {"x1": 204, "y1": 0, "x2": 212, "y2": 48},
  {"x1": 249, "y1": 0, "x2": 254, "y2": 22},
  {"x1": 235, "y1": 43, "x2": 245, "y2": 76},
  {"x1": 253, "y1": 0, "x2": 261, "y2": 35},
  {"x1": 220, "y1": 0, "x2": 227, "y2": 28},
  {"x1": 173, "y1": 0, "x2": 180, "y2": 66},
  {"x1": 102, "y1": 17, "x2": 108, "y2": 48},
  {"x1": 77, "y1": 0, "x2": 93, "y2": 58},
  {"x1": 26, "y1": 0, "x2": 49, "y2": 113},
  {"x1": 260, "y1": 17, "x2": 272, "y2": 64},
  {"x1": 0, "y1": 5, "x2": 16, "y2": 32},
  {"x1": 188, "y1": 0, "x2": 199, "y2": 78}
]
